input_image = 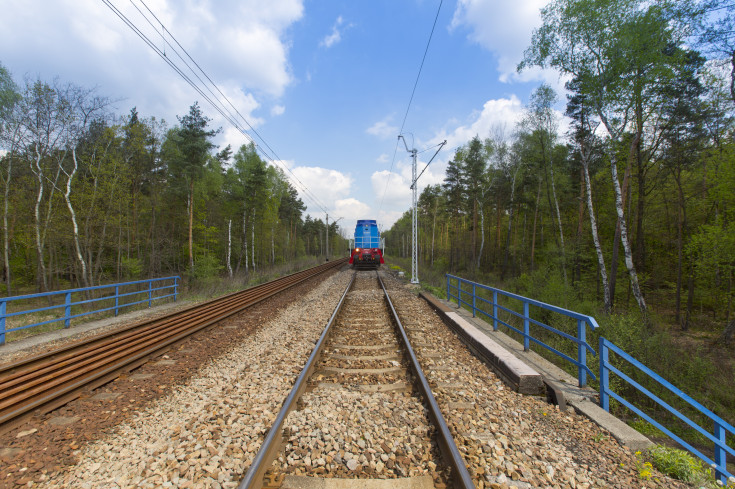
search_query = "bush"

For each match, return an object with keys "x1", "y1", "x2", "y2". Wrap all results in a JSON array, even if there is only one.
[{"x1": 646, "y1": 446, "x2": 712, "y2": 485}]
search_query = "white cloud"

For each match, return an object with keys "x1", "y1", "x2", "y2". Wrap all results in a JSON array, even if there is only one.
[
  {"x1": 0, "y1": 0, "x2": 302, "y2": 151},
  {"x1": 430, "y1": 96, "x2": 525, "y2": 151},
  {"x1": 289, "y1": 165, "x2": 353, "y2": 214},
  {"x1": 450, "y1": 0, "x2": 564, "y2": 87},
  {"x1": 333, "y1": 198, "x2": 371, "y2": 222},
  {"x1": 367, "y1": 119, "x2": 399, "y2": 139},
  {"x1": 376, "y1": 153, "x2": 389, "y2": 164},
  {"x1": 371, "y1": 169, "x2": 412, "y2": 209},
  {"x1": 320, "y1": 15, "x2": 350, "y2": 48},
  {"x1": 271, "y1": 104, "x2": 286, "y2": 116}
]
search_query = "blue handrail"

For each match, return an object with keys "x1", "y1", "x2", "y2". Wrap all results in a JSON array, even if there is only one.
[
  {"x1": 600, "y1": 337, "x2": 733, "y2": 483},
  {"x1": 0, "y1": 276, "x2": 179, "y2": 345},
  {"x1": 446, "y1": 274, "x2": 598, "y2": 387}
]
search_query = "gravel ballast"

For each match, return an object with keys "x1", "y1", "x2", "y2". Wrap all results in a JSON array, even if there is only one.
[
  {"x1": 34, "y1": 270, "x2": 352, "y2": 488},
  {"x1": 5, "y1": 268, "x2": 696, "y2": 488}
]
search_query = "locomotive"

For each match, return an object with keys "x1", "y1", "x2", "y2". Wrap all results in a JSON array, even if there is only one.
[{"x1": 349, "y1": 219, "x2": 384, "y2": 269}]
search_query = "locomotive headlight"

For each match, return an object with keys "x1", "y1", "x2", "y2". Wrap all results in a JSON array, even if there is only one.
[{"x1": 355, "y1": 248, "x2": 360, "y2": 252}]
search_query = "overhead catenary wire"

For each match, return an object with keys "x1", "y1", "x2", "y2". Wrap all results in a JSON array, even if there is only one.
[
  {"x1": 100, "y1": 0, "x2": 330, "y2": 215},
  {"x1": 378, "y1": 0, "x2": 443, "y2": 215}
]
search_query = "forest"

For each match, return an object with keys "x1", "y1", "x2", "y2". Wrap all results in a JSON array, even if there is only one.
[
  {"x1": 0, "y1": 71, "x2": 347, "y2": 295},
  {"x1": 384, "y1": 0, "x2": 735, "y2": 342}
]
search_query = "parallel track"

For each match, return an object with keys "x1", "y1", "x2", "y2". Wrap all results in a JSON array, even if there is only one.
[
  {"x1": 0, "y1": 259, "x2": 347, "y2": 432},
  {"x1": 238, "y1": 271, "x2": 474, "y2": 489}
]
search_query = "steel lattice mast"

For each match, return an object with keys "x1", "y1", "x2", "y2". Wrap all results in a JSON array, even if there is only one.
[{"x1": 399, "y1": 136, "x2": 445, "y2": 285}]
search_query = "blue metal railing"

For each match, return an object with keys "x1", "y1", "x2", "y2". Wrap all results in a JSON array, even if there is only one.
[
  {"x1": 446, "y1": 274, "x2": 599, "y2": 387},
  {"x1": 600, "y1": 338, "x2": 733, "y2": 483},
  {"x1": 0, "y1": 276, "x2": 180, "y2": 345}
]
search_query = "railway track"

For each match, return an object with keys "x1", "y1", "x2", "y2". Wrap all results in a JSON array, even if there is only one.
[
  {"x1": 0, "y1": 259, "x2": 347, "y2": 434},
  {"x1": 238, "y1": 271, "x2": 474, "y2": 489}
]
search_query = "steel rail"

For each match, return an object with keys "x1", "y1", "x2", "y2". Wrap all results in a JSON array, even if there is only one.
[
  {"x1": 378, "y1": 273, "x2": 475, "y2": 489},
  {"x1": 237, "y1": 271, "x2": 356, "y2": 489},
  {"x1": 238, "y1": 271, "x2": 474, "y2": 489},
  {"x1": 0, "y1": 259, "x2": 347, "y2": 430}
]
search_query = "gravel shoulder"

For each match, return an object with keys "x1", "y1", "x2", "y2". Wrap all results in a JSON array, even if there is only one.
[{"x1": 381, "y1": 271, "x2": 690, "y2": 489}]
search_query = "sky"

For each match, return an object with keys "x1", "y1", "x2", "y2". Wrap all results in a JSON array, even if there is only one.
[{"x1": 0, "y1": 0, "x2": 567, "y2": 237}]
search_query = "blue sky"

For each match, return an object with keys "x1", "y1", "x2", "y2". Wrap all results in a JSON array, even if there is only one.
[{"x1": 0, "y1": 0, "x2": 563, "y2": 235}]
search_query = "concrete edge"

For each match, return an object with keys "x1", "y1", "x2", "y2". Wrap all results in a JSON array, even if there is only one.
[
  {"x1": 419, "y1": 292, "x2": 545, "y2": 396},
  {"x1": 419, "y1": 291, "x2": 655, "y2": 451},
  {"x1": 569, "y1": 398, "x2": 654, "y2": 451}
]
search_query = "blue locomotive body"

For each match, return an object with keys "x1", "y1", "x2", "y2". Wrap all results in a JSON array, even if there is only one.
[{"x1": 349, "y1": 220, "x2": 384, "y2": 269}]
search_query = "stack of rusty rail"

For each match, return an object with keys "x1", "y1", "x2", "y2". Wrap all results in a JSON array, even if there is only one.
[{"x1": 0, "y1": 259, "x2": 347, "y2": 433}]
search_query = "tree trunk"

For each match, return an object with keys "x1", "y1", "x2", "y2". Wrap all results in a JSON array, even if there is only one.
[
  {"x1": 227, "y1": 219, "x2": 233, "y2": 278},
  {"x1": 575, "y1": 167, "x2": 585, "y2": 284},
  {"x1": 2, "y1": 151, "x2": 11, "y2": 295},
  {"x1": 32, "y1": 149, "x2": 49, "y2": 292},
  {"x1": 477, "y1": 198, "x2": 485, "y2": 270},
  {"x1": 188, "y1": 180, "x2": 194, "y2": 271},
  {"x1": 583, "y1": 160, "x2": 611, "y2": 312},
  {"x1": 549, "y1": 153, "x2": 567, "y2": 284},
  {"x1": 609, "y1": 149, "x2": 646, "y2": 313},
  {"x1": 431, "y1": 200, "x2": 437, "y2": 266},
  {"x1": 64, "y1": 148, "x2": 90, "y2": 289},
  {"x1": 502, "y1": 167, "x2": 520, "y2": 279},
  {"x1": 472, "y1": 199, "x2": 477, "y2": 268},
  {"x1": 530, "y1": 180, "x2": 541, "y2": 272},
  {"x1": 251, "y1": 220, "x2": 256, "y2": 270}
]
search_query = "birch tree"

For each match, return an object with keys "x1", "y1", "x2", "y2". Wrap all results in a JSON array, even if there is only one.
[
  {"x1": 566, "y1": 77, "x2": 611, "y2": 311},
  {"x1": 520, "y1": 0, "x2": 660, "y2": 313},
  {"x1": 0, "y1": 64, "x2": 21, "y2": 294},
  {"x1": 19, "y1": 79, "x2": 71, "y2": 292}
]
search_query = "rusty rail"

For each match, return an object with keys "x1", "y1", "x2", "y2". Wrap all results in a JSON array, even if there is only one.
[{"x1": 0, "y1": 259, "x2": 347, "y2": 432}]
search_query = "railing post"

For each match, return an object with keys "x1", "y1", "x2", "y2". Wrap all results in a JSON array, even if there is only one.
[
  {"x1": 446, "y1": 275, "x2": 450, "y2": 303},
  {"x1": 174, "y1": 277, "x2": 178, "y2": 302},
  {"x1": 714, "y1": 420, "x2": 726, "y2": 484},
  {"x1": 458, "y1": 279, "x2": 462, "y2": 309},
  {"x1": 148, "y1": 280, "x2": 153, "y2": 308},
  {"x1": 523, "y1": 301, "x2": 530, "y2": 351},
  {"x1": 64, "y1": 292, "x2": 72, "y2": 328},
  {"x1": 577, "y1": 319, "x2": 587, "y2": 387},
  {"x1": 492, "y1": 290, "x2": 498, "y2": 331},
  {"x1": 599, "y1": 337, "x2": 609, "y2": 411},
  {"x1": 0, "y1": 299, "x2": 6, "y2": 346},
  {"x1": 114, "y1": 286, "x2": 120, "y2": 317},
  {"x1": 472, "y1": 284, "x2": 476, "y2": 317}
]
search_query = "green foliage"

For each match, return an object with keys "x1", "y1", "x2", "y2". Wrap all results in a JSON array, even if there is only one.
[
  {"x1": 121, "y1": 257, "x2": 143, "y2": 280},
  {"x1": 421, "y1": 284, "x2": 446, "y2": 300},
  {"x1": 646, "y1": 446, "x2": 712, "y2": 485},
  {"x1": 191, "y1": 254, "x2": 224, "y2": 281}
]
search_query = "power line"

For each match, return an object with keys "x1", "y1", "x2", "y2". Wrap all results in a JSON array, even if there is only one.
[
  {"x1": 378, "y1": 0, "x2": 443, "y2": 216},
  {"x1": 101, "y1": 0, "x2": 330, "y2": 215}
]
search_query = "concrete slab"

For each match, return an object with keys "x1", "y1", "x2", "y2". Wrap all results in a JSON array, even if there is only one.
[
  {"x1": 90, "y1": 392, "x2": 122, "y2": 401},
  {"x1": 48, "y1": 416, "x2": 79, "y2": 426},
  {"x1": 322, "y1": 366, "x2": 402, "y2": 375},
  {"x1": 422, "y1": 292, "x2": 653, "y2": 451},
  {"x1": 130, "y1": 373, "x2": 154, "y2": 380},
  {"x1": 282, "y1": 475, "x2": 434, "y2": 489},
  {"x1": 154, "y1": 359, "x2": 177, "y2": 366},
  {"x1": 316, "y1": 382, "x2": 410, "y2": 393},
  {"x1": 331, "y1": 344, "x2": 395, "y2": 351},
  {"x1": 0, "y1": 447, "x2": 23, "y2": 459},
  {"x1": 420, "y1": 291, "x2": 544, "y2": 396},
  {"x1": 331, "y1": 353, "x2": 401, "y2": 361},
  {"x1": 573, "y1": 398, "x2": 653, "y2": 450}
]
